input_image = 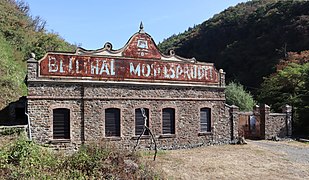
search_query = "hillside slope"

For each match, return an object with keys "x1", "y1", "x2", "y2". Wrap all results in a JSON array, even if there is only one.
[
  {"x1": 158, "y1": 0, "x2": 309, "y2": 92},
  {"x1": 0, "y1": 0, "x2": 76, "y2": 109}
]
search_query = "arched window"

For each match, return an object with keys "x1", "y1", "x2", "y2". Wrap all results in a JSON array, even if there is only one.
[
  {"x1": 135, "y1": 108, "x2": 149, "y2": 136},
  {"x1": 200, "y1": 108, "x2": 211, "y2": 132},
  {"x1": 105, "y1": 108, "x2": 120, "y2": 137},
  {"x1": 53, "y1": 108, "x2": 70, "y2": 139},
  {"x1": 162, "y1": 108, "x2": 175, "y2": 134}
]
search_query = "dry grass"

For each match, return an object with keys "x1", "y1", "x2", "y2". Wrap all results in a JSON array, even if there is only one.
[{"x1": 143, "y1": 140, "x2": 309, "y2": 180}]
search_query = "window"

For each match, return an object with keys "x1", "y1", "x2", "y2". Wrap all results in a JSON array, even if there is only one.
[
  {"x1": 135, "y1": 108, "x2": 149, "y2": 135},
  {"x1": 162, "y1": 108, "x2": 175, "y2": 134},
  {"x1": 105, "y1": 108, "x2": 120, "y2": 137},
  {"x1": 200, "y1": 108, "x2": 211, "y2": 132},
  {"x1": 53, "y1": 108, "x2": 70, "y2": 139}
]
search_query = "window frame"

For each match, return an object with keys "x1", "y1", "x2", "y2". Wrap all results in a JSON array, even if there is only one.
[
  {"x1": 52, "y1": 108, "x2": 70, "y2": 140},
  {"x1": 105, "y1": 108, "x2": 121, "y2": 137},
  {"x1": 162, "y1": 108, "x2": 176, "y2": 135},
  {"x1": 200, "y1": 107, "x2": 211, "y2": 133}
]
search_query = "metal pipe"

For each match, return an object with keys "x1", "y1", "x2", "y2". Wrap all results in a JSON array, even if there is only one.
[{"x1": 25, "y1": 112, "x2": 32, "y2": 141}]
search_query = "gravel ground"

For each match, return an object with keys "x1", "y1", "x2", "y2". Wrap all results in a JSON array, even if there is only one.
[
  {"x1": 144, "y1": 140, "x2": 309, "y2": 179},
  {"x1": 250, "y1": 140, "x2": 309, "y2": 164}
]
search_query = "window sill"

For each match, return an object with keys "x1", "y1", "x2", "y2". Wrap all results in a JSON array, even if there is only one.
[
  {"x1": 159, "y1": 134, "x2": 176, "y2": 138},
  {"x1": 198, "y1": 132, "x2": 213, "y2": 136},
  {"x1": 103, "y1": 137, "x2": 122, "y2": 141},
  {"x1": 131, "y1": 135, "x2": 151, "y2": 140},
  {"x1": 49, "y1": 139, "x2": 71, "y2": 144}
]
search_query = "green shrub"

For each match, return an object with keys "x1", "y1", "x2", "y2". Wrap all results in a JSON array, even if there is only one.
[
  {"x1": 0, "y1": 136, "x2": 159, "y2": 179},
  {"x1": 0, "y1": 127, "x2": 24, "y2": 136},
  {"x1": 225, "y1": 82, "x2": 256, "y2": 111}
]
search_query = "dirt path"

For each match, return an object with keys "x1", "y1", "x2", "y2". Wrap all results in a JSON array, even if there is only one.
[{"x1": 144, "y1": 140, "x2": 309, "y2": 179}]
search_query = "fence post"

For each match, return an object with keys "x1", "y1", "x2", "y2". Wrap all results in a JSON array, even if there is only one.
[
  {"x1": 219, "y1": 69, "x2": 226, "y2": 87},
  {"x1": 260, "y1": 104, "x2": 270, "y2": 139},
  {"x1": 282, "y1": 105, "x2": 292, "y2": 137},
  {"x1": 229, "y1": 105, "x2": 239, "y2": 141}
]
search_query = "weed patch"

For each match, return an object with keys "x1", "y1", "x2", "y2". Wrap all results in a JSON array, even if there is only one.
[{"x1": 0, "y1": 135, "x2": 160, "y2": 179}]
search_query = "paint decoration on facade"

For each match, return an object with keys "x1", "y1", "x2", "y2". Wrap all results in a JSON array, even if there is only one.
[
  {"x1": 39, "y1": 54, "x2": 219, "y2": 84},
  {"x1": 122, "y1": 32, "x2": 161, "y2": 59}
]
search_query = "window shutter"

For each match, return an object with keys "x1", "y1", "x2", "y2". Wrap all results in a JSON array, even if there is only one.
[
  {"x1": 53, "y1": 108, "x2": 70, "y2": 139},
  {"x1": 200, "y1": 108, "x2": 211, "y2": 132},
  {"x1": 105, "y1": 108, "x2": 120, "y2": 137},
  {"x1": 135, "y1": 108, "x2": 149, "y2": 135},
  {"x1": 162, "y1": 108, "x2": 175, "y2": 134}
]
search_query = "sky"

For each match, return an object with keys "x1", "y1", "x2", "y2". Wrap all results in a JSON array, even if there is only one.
[{"x1": 25, "y1": 0, "x2": 246, "y2": 50}]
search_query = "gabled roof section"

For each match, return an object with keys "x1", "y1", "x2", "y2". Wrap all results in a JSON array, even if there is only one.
[{"x1": 74, "y1": 23, "x2": 196, "y2": 63}]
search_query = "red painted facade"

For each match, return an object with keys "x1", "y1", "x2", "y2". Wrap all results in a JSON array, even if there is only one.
[{"x1": 122, "y1": 33, "x2": 161, "y2": 59}]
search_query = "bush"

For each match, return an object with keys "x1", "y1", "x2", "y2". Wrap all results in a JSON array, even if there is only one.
[
  {"x1": 225, "y1": 82, "x2": 256, "y2": 111},
  {"x1": 0, "y1": 136, "x2": 158, "y2": 179}
]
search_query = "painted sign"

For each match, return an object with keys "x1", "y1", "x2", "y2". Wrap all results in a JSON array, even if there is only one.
[
  {"x1": 122, "y1": 33, "x2": 161, "y2": 59},
  {"x1": 39, "y1": 54, "x2": 219, "y2": 84}
]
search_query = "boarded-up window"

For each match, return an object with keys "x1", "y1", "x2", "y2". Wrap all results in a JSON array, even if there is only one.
[
  {"x1": 200, "y1": 108, "x2": 211, "y2": 132},
  {"x1": 53, "y1": 108, "x2": 70, "y2": 139},
  {"x1": 105, "y1": 108, "x2": 120, "y2": 137},
  {"x1": 135, "y1": 108, "x2": 149, "y2": 135},
  {"x1": 162, "y1": 108, "x2": 175, "y2": 134}
]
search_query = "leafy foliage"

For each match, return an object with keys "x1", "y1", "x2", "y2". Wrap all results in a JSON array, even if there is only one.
[
  {"x1": 0, "y1": 33, "x2": 26, "y2": 108},
  {"x1": 258, "y1": 62, "x2": 309, "y2": 135},
  {"x1": 225, "y1": 82, "x2": 255, "y2": 111},
  {"x1": 158, "y1": 0, "x2": 309, "y2": 93},
  {"x1": 0, "y1": 0, "x2": 76, "y2": 109},
  {"x1": 0, "y1": 135, "x2": 158, "y2": 179}
]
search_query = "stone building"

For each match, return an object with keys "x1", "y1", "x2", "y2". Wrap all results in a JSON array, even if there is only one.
[{"x1": 26, "y1": 25, "x2": 291, "y2": 150}]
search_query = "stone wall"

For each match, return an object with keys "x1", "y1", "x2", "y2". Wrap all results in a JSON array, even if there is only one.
[
  {"x1": 265, "y1": 105, "x2": 292, "y2": 139},
  {"x1": 26, "y1": 57, "x2": 292, "y2": 151},
  {"x1": 27, "y1": 99, "x2": 83, "y2": 150},
  {"x1": 230, "y1": 104, "x2": 292, "y2": 140},
  {"x1": 266, "y1": 113, "x2": 287, "y2": 138},
  {"x1": 27, "y1": 78, "x2": 230, "y2": 150}
]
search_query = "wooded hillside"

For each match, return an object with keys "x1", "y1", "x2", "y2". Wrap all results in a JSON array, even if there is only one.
[
  {"x1": 158, "y1": 0, "x2": 309, "y2": 134},
  {"x1": 158, "y1": 0, "x2": 309, "y2": 93},
  {"x1": 0, "y1": 0, "x2": 76, "y2": 109}
]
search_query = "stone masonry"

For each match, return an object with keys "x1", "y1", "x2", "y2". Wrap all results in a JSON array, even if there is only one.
[{"x1": 27, "y1": 27, "x2": 231, "y2": 150}]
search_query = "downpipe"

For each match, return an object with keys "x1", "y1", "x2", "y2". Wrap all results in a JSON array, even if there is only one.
[{"x1": 25, "y1": 112, "x2": 32, "y2": 141}]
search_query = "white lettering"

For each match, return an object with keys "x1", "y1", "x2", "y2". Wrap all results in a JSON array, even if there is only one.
[
  {"x1": 163, "y1": 65, "x2": 176, "y2": 79},
  {"x1": 76, "y1": 60, "x2": 80, "y2": 73},
  {"x1": 184, "y1": 66, "x2": 191, "y2": 79},
  {"x1": 69, "y1": 57, "x2": 73, "y2": 73},
  {"x1": 48, "y1": 56, "x2": 58, "y2": 72},
  {"x1": 205, "y1": 67, "x2": 213, "y2": 80},
  {"x1": 191, "y1": 65, "x2": 197, "y2": 79},
  {"x1": 198, "y1": 66, "x2": 205, "y2": 80},
  {"x1": 176, "y1": 65, "x2": 183, "y2": 78},
  {"x1": 164, "y1": 66, "x2": 169, "y2": 78},
  {"x1": 152, "y1": 64, "x2": 161, "y2": 77},
  {"x1": 110, "y1": 59, "x2": 115, "y2": 75},
  {"x1": 130, "y1": 62, "x2": 141, "y2": 76},
  {"x1": 99, "y1": 60, "x2": 110, "y2": 75},
  {"x1": 142, "y1": 64, "x2": 151, "y2": 77},
  {"x1": 84, "y1": 61, "x2": 88, "y2": 74},
  {"x1": 59, "y1": 59, "x2": 64, "y2": 73},
  {"x1": 91, "y1": 60, "x2": 99, "y2": 74}
]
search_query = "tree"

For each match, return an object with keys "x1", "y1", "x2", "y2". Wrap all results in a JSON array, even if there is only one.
[
  {"x1": 225, "y1": 82, "x2": 255, "y2": 111},
  {"x1": 258, "y1": 63, "x2": 309, "y2": 135}
]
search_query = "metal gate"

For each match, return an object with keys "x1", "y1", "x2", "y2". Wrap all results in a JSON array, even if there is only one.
[{"x1": 238, "y1": 113, "x2": 262, "y2": 139}]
